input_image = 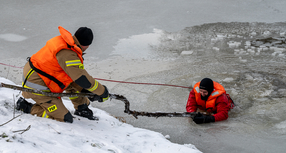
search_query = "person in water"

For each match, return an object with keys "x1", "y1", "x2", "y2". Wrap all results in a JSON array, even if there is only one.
[{"x1": 186, "y1": 78, "x2": 234, "y2": 124}]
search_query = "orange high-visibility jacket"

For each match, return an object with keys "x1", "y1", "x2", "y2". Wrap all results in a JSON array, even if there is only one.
[
  {"x1": 30, "y1": 26, "x2": 83, "y2": 93},
  {"x1": 193, "y1": 81, "x2": 226, "y2": 112}
]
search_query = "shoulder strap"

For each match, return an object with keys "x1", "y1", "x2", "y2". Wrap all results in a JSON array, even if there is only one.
[{"x1": 28, "y1": 58, "x2": 65, "y2": 89}]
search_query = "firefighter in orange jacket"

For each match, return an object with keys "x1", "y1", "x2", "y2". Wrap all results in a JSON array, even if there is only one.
[
  {"x1": 16, "y1": 26, "x2": 109, "y2": 123},
  {"x1": 186, "y1": 78, "x2": 234, "y2": 124}
]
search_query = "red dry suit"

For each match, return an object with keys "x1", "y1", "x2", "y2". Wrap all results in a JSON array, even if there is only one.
[{"x1": 186, "y1": 81, "x2": 233, "y2": 122}]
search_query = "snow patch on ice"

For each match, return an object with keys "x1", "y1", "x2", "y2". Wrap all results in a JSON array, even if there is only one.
[
  {"x1": 181, "y1": 50, "x2": 193, "y2": 55},
  {"x1": 275, "y1": 120, "x2": 286, "y2": 129},
  {"x1": 223, "y1": 78, "x2": 234, "y2": 82},
  {"x1": 0, "y1": 33, "x2": 27, "y2": 42},
  {"x1": 228, "y1": 41, "x2": 241, "y2": 48},
  {"x1": 260, "y1": 89, "x2": 273, "y2": 97}
]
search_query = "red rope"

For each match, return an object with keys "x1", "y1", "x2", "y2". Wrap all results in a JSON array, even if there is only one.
[
  {"x1": 0, "y1": 62, "x2": 23, "y2": 69},
  {"x1": 94, "y1": 78, "x2": 192, "y2": 89},
  {"x1": 0, "y1": 62, "x2": 191, "y2": 89}
]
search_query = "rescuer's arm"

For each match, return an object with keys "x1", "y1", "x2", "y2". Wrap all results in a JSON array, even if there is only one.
[{"x1": 56, "y1": 50, "x2": 109, "y2": 102}]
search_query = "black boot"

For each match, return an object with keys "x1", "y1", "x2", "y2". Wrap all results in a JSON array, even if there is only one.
[
  {"x1": 74, "y1": 104, "x2": 98, "y2": 121},
  {"x1": 16, "y1": 97, "x2": 33, "y2": 113}
]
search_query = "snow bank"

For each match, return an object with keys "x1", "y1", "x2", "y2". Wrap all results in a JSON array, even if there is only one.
[{"x1": 0, "y1": 77, "x2": 201, "y2": 153}]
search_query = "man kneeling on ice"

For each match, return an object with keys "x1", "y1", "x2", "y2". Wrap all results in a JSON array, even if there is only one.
[
  {"x1": 16, "y1": 26, "x2": 109, "y2": 123},
  {"x1": 186, "y1": 78, "x2": 234, "y2": 124}
]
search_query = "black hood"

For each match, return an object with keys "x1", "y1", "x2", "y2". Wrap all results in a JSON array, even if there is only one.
[{"x1": 199, "y1": 78, "x2": 214, "y2": 100}]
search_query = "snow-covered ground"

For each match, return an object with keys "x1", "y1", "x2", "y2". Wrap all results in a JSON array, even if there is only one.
[{"x1": 0, "y1": 77, "x2": 201, "y2": 153}]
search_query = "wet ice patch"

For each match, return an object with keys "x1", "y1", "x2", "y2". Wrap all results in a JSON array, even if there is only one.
[
  {"x1": 0, "y1": 33, "x2": 27, "y2": 42},
  {"x1": 111, "y1": 29, "x2": 163, "y2": 59},
  {"x1": 223, "y1": 77, "x2": 234, "y2": 82},
  {"x1": 227, "y1": 41, "x2": 241, "y2": 48},
  {"x1": 181, "y1": 50, "x2": 193, "y2": 55},
  {"x1": 275, "y1": 120, "x2": 286, "y2": 129},
  {"x1": 256, "y1": 109, "x2": 266, "y2": 115},
  {"x1": 239, "y1": 57, "x2": 247, "y2": 63},
  {"x1": 212, "y1": 47, "x2": 220, "y2": 51},
  {"x1": 260, "y1": 89, "x2": 273, "y2": 97}
]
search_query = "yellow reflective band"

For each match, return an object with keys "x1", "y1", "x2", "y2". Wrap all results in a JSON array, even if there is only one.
[
  {"x1": 69, "y1": 91, "x2": 79, "y2": 99},
  {"x1": 79, "y1": 64, "x2": 84, "y2": 69},
  {"x1": 102, "y1": 95, "x2": 109, "y2": 102},
  {"x1": 87, "y1": 80, "x2": 99, "y2": 92},
  {"x1": 21, "y1": 85, "x2": 49, "y2": 96},
  {"x1": 42, "y1": 111, "x2": 49, "y2": 118},
  {"x1": 22, "y1": 69, "x2": 34, "y2": 86},
  {"x1": 69, "y1": 96, "x2": 79, "y2": 100},
  {"x1": 65, "y1": 60, "x2": 82, "y2": 67},
  {"x1": 26, "y1": 69, "x2": 34, "y2": 79},
  {"x1": 32, "y1": 93, "x2": 46, "y2": 96},
  {"x1": 22, "y1": 85, "x2": 33, "y2": 89},
  {"x1": 47, "y1": 105, "x2": 57, "y2": 112}
]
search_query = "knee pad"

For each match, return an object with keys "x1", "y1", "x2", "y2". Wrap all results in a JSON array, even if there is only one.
[{"x1": 64, "y1": 112, "x2": 73, "y2": 123}]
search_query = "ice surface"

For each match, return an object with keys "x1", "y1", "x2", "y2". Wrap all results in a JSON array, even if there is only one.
[
  {"x1": 0, "y1": 33, "x2": 27, "y2": 42},
  {"x1": 1, "y1": 0, "x2": 286, "y2": 153}
]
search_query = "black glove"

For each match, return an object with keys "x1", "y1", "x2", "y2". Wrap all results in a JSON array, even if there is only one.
[
  {"x1": 97, "y1": 85, "x2": 109, "y2": 102},
  {"x1": 193, "y1": 112, "x2": 215, "y2": 124},
  {"x1": 85, "y1": 86, "x2": 109, "y2": 102},
  {"x1": 88, "y1": 94, "x2": 101, "y2": 102}
]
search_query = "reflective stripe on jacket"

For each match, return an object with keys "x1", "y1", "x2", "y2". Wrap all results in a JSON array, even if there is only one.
[{"x1": 30, "y1": 26, "x2": 83, "y2": 93}]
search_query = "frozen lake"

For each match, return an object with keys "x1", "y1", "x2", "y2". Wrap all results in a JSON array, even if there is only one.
[
  {"x1": 93, "y1": 22, "x2": 286, "y2": 153},
  {"x1": 1, "y1": 1, "x2": 286, "y2": 153}
]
